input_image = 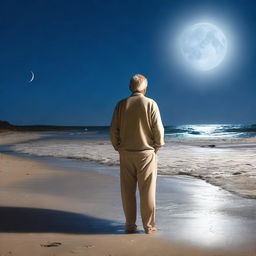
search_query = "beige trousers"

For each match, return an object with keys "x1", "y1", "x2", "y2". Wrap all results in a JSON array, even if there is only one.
[{"x1": 119, "y1": 150, "x2": 157, "y2": 232}]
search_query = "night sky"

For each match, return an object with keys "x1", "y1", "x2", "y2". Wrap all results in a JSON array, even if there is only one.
[{"x1": 0, "y1": 0, "x2": 255, "y2": 126}]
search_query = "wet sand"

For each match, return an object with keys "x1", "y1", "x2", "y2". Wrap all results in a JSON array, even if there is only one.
[
  {"x1": 9, "y1": 133, "x2": 256, "y2": 199},
  {"x1": 0, "y1": 132, "x2": 256, "y2": 255},
  {"x1": 0, "y1": 152, "x2": 256, "y2": 255}
]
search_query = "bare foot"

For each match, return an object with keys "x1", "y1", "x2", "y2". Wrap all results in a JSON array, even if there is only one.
[{"x1": 145, "y1": 227, "x2": 157, "y2": 234}]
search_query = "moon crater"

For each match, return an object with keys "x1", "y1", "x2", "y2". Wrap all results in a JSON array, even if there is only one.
[{"x1": 180, "y1": 23, "x2": 227, "y2": 71}]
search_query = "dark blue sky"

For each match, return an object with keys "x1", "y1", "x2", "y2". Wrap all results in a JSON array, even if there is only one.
[{"x1": 0, "y1": 0, "x2": 255, "y2": 126}]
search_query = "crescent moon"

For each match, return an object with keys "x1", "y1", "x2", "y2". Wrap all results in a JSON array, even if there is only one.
[{"x1": 29, "y1": 71, "x2": 34, "y2": 83}]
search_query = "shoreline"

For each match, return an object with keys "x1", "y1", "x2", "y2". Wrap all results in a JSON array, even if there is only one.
[
  {"x1": 4, "y1": 147, "x2": 256, "y2": 200},
  {"x1": 3, "y1": 130, "x2": 256, "y2": 199},
  {"x1": 1, "y1": 148, "x2": 256, "y2": 254}
]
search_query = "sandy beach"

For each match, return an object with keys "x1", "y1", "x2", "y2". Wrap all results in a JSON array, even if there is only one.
[
  {"x1": 0, "y1": 131, "x2": 44, "y2": 146},
  {"x1": 0, "y1": 132, "x2": 256, "y2": 255},
  {"x1": 1, "y1": 0, "x2": 256, "y2": 254}
]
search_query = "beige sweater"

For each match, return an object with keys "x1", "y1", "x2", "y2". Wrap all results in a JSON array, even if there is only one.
[{"x1": 110, "y1": 92, "x2": 165, "y2": 152}]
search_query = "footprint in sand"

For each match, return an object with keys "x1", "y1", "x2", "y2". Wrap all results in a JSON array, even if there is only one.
[
  {"x1": 40, "y1": 242, "x2": 62, "y2": 247},
  {"x1": 83, "y1": 245, "x2": 95, "y2": 248}
]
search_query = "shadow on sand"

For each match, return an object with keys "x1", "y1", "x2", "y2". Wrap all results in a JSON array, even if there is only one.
[{"x1": 0, "y1": 206, "x2": 124, "y2": 234}]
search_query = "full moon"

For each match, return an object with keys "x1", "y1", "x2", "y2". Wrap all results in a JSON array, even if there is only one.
[{"x1": 180, "y1": 23, "x2": 227, "y2": 71}]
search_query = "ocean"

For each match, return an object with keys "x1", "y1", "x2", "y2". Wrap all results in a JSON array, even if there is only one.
[{"x1": 14, "y1": 123, "x2": 255, "y2": 141}]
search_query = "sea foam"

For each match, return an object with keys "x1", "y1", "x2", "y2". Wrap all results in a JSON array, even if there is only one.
[{"x1": 10, "y1": 137, "x2": 256, "y2": 199}]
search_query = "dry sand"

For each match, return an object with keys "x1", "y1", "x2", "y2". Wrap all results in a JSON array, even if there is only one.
[
  {"x1": 0, "y1": 131, "x2": 43, "y2": 146},
  {"x1": 0, "y1": 133, "x2": 255, "y2": 255}
]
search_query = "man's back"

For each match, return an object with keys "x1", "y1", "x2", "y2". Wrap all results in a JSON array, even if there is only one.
[
  {"x1": 110, "y1": 92, "x2": 164, "y2": 152},
  {"x1": 110, "y1": 74, "x2": 164, "y2": 234}
]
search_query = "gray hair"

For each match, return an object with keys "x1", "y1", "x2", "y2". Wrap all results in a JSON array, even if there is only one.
[{"x1": 129, "y1": 74, "x2": 148, "y2": 92}]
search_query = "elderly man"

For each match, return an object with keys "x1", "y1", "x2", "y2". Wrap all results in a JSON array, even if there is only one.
[{"x1": 110, "y1": 74, "x2": 165, "y2": 234}]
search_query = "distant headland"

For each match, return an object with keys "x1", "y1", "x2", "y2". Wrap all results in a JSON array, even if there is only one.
[{"x1": 0, "y1": 120, "x2": 92, "y2": 132}]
